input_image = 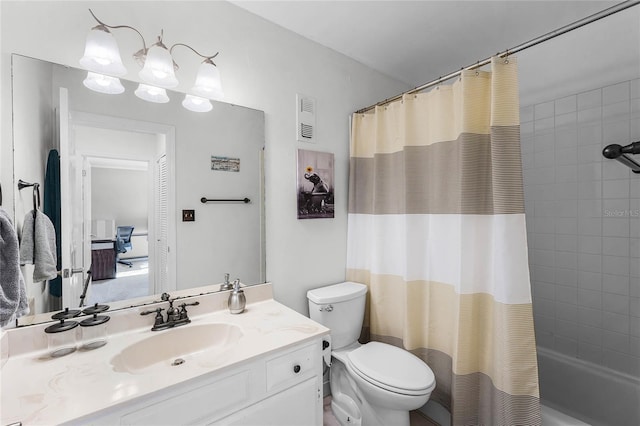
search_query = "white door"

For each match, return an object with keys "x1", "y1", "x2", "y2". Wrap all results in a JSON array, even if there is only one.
[{"x1": 59, "y1": 87, "x2": 88, "y2": 308}]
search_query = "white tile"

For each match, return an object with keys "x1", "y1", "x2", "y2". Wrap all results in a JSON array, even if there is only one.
[
  {"x1": 556, "y1": 234, "x2": 578, "y2": 252},
  {"x1": 556, "y1": 284, "x2": 578, "y2": 304},
  {"x1": 603, "y1": 81, "x2": 630, "y2": 105},
  {"x1": 556, "y1": 301, "x2": 578, "y2": 322},
  {"x1": 578, "y1": 217, "x2": 601, "y2": 236},
  {"x1": 602, "y1": 331, "x2": 631, "y2": 354},
  {"x1": 578, "y1": 253, "x2": 602, "y2": 273},
  {"x1": 603, "y1": 292, "x2": 630, "y2": 315},
  {"x1": 578, "y1": 341, "x2": 602, "y2": 364},
  {"x1": 631, "y1": 79, "x2": 640, "y2": 99},
  {"x1": 603, "y1": 184, "x2": 630, "y2": 204},
  {"x1": 603, "y1": 119, "x2": 630, "y2": 144},
  {"x1": 577, "y1": 199, "x2": 602, "y2": 218},
  {"x1": 602, "y1": 255, "x2": 629, "y2": 276},
  {"x1": 602, "y1": 217, "x2": 630, "y2": 237},
  {"x1": 555, "y1": 95, "x2": 577, "y2": 115},
  {"x1": 602, "y1": 161, "x2": 631, "y2": 180},
  {"x1": 520, "y1": 105, "x2": 534, "y2": 122},
  {"x1": 578, "y1": 271, "x2": 602, "y2": 291},
  {"x1": 535, "y1": 101, "x2": 555, "y2": 120},
  {"x1": 578, "y1": 289, "x2": 602, "y2": 310},
  {"x1": 535, "y1": 117, "x2": 555, "y2": 132},
  {"x1": 602, "y1": 237, "x2": 630, "y2": 257},
  {"x1": 578, "y1": 324, "x2": 602, "y2": 346},
  {"x1": 603, "y1": 274, "x2": 630, "y2": 296},
  {"x1": 554, "y1": 336, "x2": 578, "y2": 357},
  {"x1": 577, "y1": 107, "x2": 602, "y2": 125},
  {"x1": 602, "y1": 311, "x2": 630, "y2": 334},
  {"x1": 577, "y1": 124, "x2": 602, "y2": 145},
  {"x1": 578, "y1": 306, "x2": 603, "y2": 327},
  {"x1": 603, "y1": 101, "x2": 630, "y2": 121},
  {"x1": 578, "y1": 89, "x2": 602, "y2": 110},
  {"x1": 555, "y1": 268, "x2": 578, "y2": 287},
  {"x1": 578, "y1": 235, "x2": 602, "y2": 254}
]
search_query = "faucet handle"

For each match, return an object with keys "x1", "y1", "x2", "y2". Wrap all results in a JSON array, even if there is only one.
[
  {"x1": 161, "y1": 292, "x2": 171, "y2": 302},
  {"x1": 140, "y1": 307, "x2": 164, "y2": 316}
]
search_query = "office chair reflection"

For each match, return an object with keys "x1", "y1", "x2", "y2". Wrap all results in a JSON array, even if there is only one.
[{"x1": 115, "y1": 226, "x2": 134, "y2": 267}]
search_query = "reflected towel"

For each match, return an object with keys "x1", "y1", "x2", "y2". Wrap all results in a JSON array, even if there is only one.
[
  {"x1": 19, "y1": 210, "x2": 58, "y2": 282},
  {"x1": 0, "y1": 207, "x2": 29, "y2": 327}
]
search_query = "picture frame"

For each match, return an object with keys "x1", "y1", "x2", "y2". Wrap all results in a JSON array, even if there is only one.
[{"x1": 296, "y1": 149, "x2": 334, "y2": 219}]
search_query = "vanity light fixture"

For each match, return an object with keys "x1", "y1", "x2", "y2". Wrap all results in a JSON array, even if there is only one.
[
  {"x1": 135, "y1": 84, "x2": 170, "y2": 104},
  {"x1": 182, "y1": 94, "x2": 213, "y2": 112},
  {"x1": 79, "y1": 9, "x2": 223, "y2": 111},
  {"x1": 83, "y1": 72, "x2": 125, "y2": 94}
]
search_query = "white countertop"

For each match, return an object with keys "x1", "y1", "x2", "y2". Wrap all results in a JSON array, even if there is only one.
[{"x1": 1, "y1": 285, "x2": 329, "y2": 425}]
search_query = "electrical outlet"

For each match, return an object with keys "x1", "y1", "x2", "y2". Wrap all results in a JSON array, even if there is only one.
[{"x1": 182, "y1": 209, "x2": 195, "y2": 222}]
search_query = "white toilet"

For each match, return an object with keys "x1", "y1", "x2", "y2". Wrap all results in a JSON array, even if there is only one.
[{"x1": 307, "y1": 282, "x2": 435, "y2": 426}]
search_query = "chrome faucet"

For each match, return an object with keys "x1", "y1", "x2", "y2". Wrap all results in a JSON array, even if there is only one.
[
  {"x1": 220, "y1": 273, "x2": 234, "y2": 291},
  {"x1": 140, "y1": 293, "x2": 200, "y2": 331}
]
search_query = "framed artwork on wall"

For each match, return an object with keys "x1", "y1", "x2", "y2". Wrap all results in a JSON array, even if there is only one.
[{"x1": 296, "y1": 149, "x2": 334, "y2": 219}]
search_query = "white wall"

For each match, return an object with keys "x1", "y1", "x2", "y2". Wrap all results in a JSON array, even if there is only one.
[{"x1": 1, "y1": 1, "x2": 408, "y2": 314}]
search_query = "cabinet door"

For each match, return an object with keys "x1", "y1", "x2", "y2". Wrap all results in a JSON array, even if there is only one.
[{"x1": 214, "y1": 376, "x2": 320, "y2": 426}]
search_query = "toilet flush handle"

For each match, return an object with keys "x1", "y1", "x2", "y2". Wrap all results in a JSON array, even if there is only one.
[{"x1": 319, "y1": 304, "x2": 333, "y2": 312}]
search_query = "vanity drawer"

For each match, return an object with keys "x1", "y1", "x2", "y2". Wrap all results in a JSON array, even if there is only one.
[{"x1": 266, "y1": 342, "x2": 316, "y2": 392}]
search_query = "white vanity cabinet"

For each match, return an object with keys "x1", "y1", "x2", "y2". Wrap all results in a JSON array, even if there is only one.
[{"x1": 77, "y1": 339, "x2": 323, "y2": 426}]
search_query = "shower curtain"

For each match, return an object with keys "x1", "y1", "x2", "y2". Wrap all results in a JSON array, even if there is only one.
[{"x1": 347, "y1": 57, "x2": 541, "y2": 425}]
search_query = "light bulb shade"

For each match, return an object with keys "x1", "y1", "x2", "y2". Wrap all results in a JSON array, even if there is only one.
[
  {"x1": 135, "y1": 84, "x2": 170, "y2": 103},
  {"x1": 182, "y1": 94, "x2": 212, "y2": 112},
  {"x1": 191, "y1": 61, "x2": 224, "y2": 100},
  {"x1": 139, "y1": 44, "x2": 178, "y2": 88},
  {"x1": 79, "y1": 27, "x2": 127, "y2": 77},
  {"x1": 83, "y1": 72, "x2": 125, "y2": 94}
]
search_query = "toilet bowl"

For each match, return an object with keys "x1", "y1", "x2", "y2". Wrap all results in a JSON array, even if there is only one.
[{"x1": 307, "y1": 282, "x2": 435, "y2": 426}]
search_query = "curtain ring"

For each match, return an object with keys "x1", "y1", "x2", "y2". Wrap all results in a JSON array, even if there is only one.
[{"x1": 504, "y1": 50, "x2": 510, "y2": 64}]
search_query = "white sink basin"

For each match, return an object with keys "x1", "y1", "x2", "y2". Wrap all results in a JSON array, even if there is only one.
[{"x1": 111, "y1": 323, "x2": 243, "y2": 374}]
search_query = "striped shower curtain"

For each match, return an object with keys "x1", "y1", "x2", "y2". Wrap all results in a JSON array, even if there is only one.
[{"x1": 347, "y1": 57, "x2": 541, "y2": 425}]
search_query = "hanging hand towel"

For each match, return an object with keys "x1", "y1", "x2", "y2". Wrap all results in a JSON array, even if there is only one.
[
  {"x1": 19, "y1": 210, "x2": 58, "y2": 282},
  {"x1": 0, "y1": 207, "x2": 29, "y2": 327}
]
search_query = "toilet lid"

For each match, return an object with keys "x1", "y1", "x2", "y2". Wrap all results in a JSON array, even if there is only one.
[{"x1": 347, "y1": 342, "x2": 435, "y2": 395}]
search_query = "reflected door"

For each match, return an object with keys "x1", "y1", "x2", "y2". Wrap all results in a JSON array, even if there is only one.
[{"x1": 59, "y1": 87, "x2": 87, "y2": 308}]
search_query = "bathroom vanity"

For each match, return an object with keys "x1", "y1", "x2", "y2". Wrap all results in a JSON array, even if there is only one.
[{"x1": 0, "y1": 283, "x2": 329, "y2": 425}]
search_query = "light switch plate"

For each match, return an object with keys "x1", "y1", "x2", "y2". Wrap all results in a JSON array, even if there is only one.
[{"x1": 182, "y1": 210, "x2": 195, "y2": 222}]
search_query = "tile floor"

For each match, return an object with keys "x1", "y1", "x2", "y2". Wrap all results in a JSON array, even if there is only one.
[{"x1": 323, "y1": 396, "x2": 439, "y2": 426}]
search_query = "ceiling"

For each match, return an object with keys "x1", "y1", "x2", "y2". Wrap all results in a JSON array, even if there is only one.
[{"x1": 231, "y1": 0, "x2": 620, "y2": 87}]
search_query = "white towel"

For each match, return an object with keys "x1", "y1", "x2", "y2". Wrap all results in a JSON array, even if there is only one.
[
  {"x1": 0, "y1": 207, "x2": 29, "y2": 327},
  {"x1": 19, "y1": 210, "x2": 58, "y2": 282}
]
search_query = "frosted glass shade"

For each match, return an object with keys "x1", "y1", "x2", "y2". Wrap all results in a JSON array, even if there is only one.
[
  {"x1": 191, "y1": 61, "x2": 224, "y2": 100},
  {"x1": 79, "y1": 27, "x2": 127, "y2": 77},
  {"x1": 135, "y1": 84, "x2": 170, "y2": 103},
  {"x1": 182, "y1": 94, "x2": 212, "y2": 112},
  {"x1": 138, "y1": 44, "x2": 178, "y2": 88},
  {"x1": 83, "y1": 72, "x2": 125, "y2": 94}
]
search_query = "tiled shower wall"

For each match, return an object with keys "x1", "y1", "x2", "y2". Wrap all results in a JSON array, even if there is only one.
[{"x1": 521, "y1": 79, "x2": 640, "y2": 377}]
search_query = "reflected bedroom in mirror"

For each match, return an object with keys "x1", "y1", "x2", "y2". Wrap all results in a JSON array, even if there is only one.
[{"x1": 8, "y1": 54, "x2": 266, "y2": 327}]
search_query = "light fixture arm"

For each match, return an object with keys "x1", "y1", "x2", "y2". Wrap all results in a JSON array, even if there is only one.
[
  {"x1": 170, "y1": 43, "x2": 219, "y2": 65},
  {"x1": 88, "y1": 8, "x2": 148, "y2": 54}
]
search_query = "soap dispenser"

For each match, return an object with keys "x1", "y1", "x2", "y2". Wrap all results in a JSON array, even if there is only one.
[{"x1": 228, "y1": 279, "x2": 246, "y2": 314}]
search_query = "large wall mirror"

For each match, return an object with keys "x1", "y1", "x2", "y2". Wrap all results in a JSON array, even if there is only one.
[{"x1": 11, "y1": 54, "x2": 265, "y2": 326}]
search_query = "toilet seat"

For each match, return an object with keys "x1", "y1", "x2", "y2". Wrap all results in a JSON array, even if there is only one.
[{"x1": 346, "y1": 342, "x2": 435, "y2": 396}]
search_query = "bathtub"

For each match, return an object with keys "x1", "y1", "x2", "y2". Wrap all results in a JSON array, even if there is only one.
[
  {"x1": 418, "y1": 347, "x2": 639, "y2": 426},
  {"x1": 538, "y1": 346, "x2": 640, "y2": 426}
]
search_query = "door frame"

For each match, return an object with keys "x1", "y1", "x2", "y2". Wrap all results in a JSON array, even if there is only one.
[{"x1": 67, "y1": 111, "x2": 177, "y2": 297}]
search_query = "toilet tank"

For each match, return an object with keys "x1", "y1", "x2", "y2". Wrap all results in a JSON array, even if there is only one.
[{"x1": 307, "y1": 282, "x2": 367, "y2": 350}]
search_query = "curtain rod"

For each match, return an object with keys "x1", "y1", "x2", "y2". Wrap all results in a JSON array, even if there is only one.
[{"x1": 356, "y1": 0, "x2": 640, "y2": 114}]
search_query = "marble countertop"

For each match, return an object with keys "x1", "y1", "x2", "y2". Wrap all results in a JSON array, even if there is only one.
[{"x1": 1, "y1": 285, "x2": 329, "y2": 425}]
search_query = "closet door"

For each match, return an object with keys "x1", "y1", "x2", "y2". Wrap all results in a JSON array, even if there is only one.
[{"x1": 154, "y1": 154, "x2": 168, "y2": 293}]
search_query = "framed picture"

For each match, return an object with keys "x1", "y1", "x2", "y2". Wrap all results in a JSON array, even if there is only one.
[{"x1": 297, "y1": 149, "x2": 334, "y2": 219}]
